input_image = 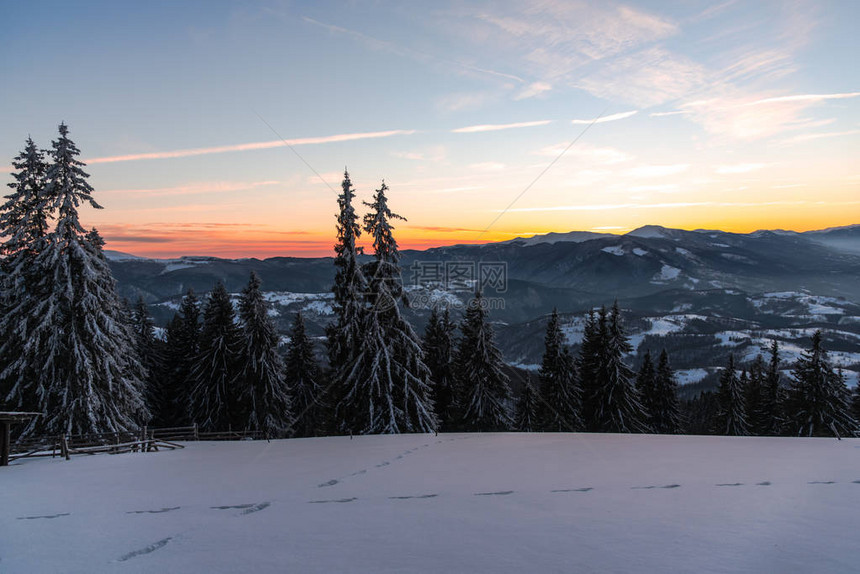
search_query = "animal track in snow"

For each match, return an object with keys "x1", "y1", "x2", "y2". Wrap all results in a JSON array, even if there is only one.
[
  {"x1": 318, "y1": 479, "x2": 339, "y2": 488},
  {"x1": 308, "y1": 497, "x2": 357, "y2": 504},
  {"x1": 551, "y1": 487, "x2": 593, "y2": 493},
  {"x1": 474, "y1": 490, "x2": 514, "y2": 496},
  {"x1": 117, "y1": 537, "x2": 171, "y2": 562},
  {"x1": 17, "y1": 513, "x2": 70, "y2": 520},
  {"x1": 808, "y1": 481, "x2": 836, "y2": 484},
  {"x1": 716, "y1": 483, "x2": 744, "y2": 487},
  {"x1": 631, "y1": 484, "x2": 680, "y2": 490},
  {"x1": 240, "y1": 502, "x2": 270, "y2": 515},
  {"x1": 756, "y1": 481, "x2": 772, "y2": 486},
  {"x1": 388, "y1": 494, "x2": 438, "y2": 500},
  {"x1": 126, "y1": 507, "x2": 181, "y2": 514},
  {"x1": 211, "y1": 504, "x2": 256, "y2": 510}
]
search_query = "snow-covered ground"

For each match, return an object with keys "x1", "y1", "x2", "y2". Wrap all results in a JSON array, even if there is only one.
[{"x1": 2, "y1": 433, "x2": 859, "y2": 573}]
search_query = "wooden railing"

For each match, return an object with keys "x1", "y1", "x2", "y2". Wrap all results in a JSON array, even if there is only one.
[{"x1": 8, "y1": 424, "x2": 267, "y2": 463}]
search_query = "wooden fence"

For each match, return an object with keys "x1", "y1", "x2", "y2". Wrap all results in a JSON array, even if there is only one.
[{"x1": 8, "y1": 424, "x2": 266, "y2": 463}]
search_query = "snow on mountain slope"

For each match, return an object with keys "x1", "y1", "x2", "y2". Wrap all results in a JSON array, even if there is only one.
[{"x1": 2, "y1": 434, "x2": 859, "y2": 573}]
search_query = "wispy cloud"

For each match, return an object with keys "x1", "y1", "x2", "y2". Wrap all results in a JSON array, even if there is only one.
[
  {"x1": 85, "y1": 129, "x2": 415, "y2": 164},
  {"x1": 628, "y1": 164, "x2": 690, "y2": 178},
  {"x1": 780, "y1": 129, "x2": 860, "y2": 145},
  {"x1": 499, "y1": 200, "x2": 860, "y2": 213},
  {"x1": 571, "y1": 110, "x2": 638, "y2": 125},
  {"x1": 469, "y1": 162, "x2": 507, "y2": 171},
  {"x1": 452, "y1": 120, "x2": 552, "y2": 133},
  {"x1": 715, "y1": 163, "x2": 769, "y2": 174},
  {"x1": 533, "y1": 143, "x2": 633, "y2": 165},
  {"x1": 101, "y1": 180, "x2": 280, "y2": 196},
  {"x1": 747, "y1": 92, "x2": 860, "y2": 106},
  {"x1": 650, "y1": 110, "x2": 691, "y2": 118},
  {"x1": 514, "y1": 82, "x2": 552, "y2": 100}
]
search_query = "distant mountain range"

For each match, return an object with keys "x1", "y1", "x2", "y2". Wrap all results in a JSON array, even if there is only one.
[{"x1": 107, "y1": 224, "x2": 860, "y2": 394}]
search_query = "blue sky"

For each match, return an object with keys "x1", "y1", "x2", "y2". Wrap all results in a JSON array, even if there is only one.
[{"x1": 1, "y1": 0, "x2": 858, "y2": 256}]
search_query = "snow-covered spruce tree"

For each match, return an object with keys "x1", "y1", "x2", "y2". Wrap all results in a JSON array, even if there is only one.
[
  {"x1": 0, "y1": 137, "x2": 50, "y2": 408},
  {"x1": 131, "y1": 296, "x2": 165, "y2": 422},
  {"x1": 761, "y1": 340, "x2": 785, "y2": 435},
  {"x1": 514, "y1": 379, "x2": 540, "y2": 432},
  {"x1": 327, "y1": 170, "x2": 367, "y2": 432},
  {"x1": 285, "y1": 311, "x2": 325, "y2": 437},
  {"x1": 538, "y1": 309, "x2": 583, "y2": 431},
  {"x1": 785, "y1": 331, "x2": 856, "y2": 438},
  {"x1": 189, "y1": 282, "x2": 241, "y2": 432},
  {"x1": 743, "y1": 354, "x2": 768, "y2": 436},
  {"x1": 237, "y1": 272, "x2": 293, "y2": 437},
  {"x1": 8, "y1": 125, "x2": 148, "y2": 436},
  {"x1": 161, "y1": 289, "x2": 200, "y2": 426},
  {"x1": 636, "y1": 351, "x2": 657, "y2": 429},
  {"x1": 652, "y1": 349, "x2": 681, "y2": 434},
  {"x1": 577, "y1": 308, "x2": 603, "y2": 431},
  {"x1": 423, "y1": 306, "x2": 457, "y2": 429},
  {"x1": 714, "y1": 354, "x2": 748, "y2": 436},
  {"x1": 339, "y1": 181, "x2": 436, "y2": 434},
  {"x1": 591, "y1": 302, "x2": 648, "y2": 433},
  {"x1": 455, "y1": 291, "x2": 513, "y2": 431},
  {"x1": 852, "y1": 377, "x2": 860, "y2": 425}
]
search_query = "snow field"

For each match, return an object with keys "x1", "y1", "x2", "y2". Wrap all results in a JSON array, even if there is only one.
[{"x1": 2, "y1": 433, "x2": 860, "y2": 573}]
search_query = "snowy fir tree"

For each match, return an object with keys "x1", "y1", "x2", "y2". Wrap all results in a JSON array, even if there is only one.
[
  {"x1": 514, "y1": 379, "x2": 540, "y2": 432},
  {"x1": 189, "y1": 282, "x2": 241, "y2": 431},
  {"x1": 652, "y1": 350, "x2": 681, "y2": 434},
  {"x1": 454, "y1": 291, "x2": 513, "y2": 431},
  {"x1": 327, "y1": 170, "x2": 367, "y2": 431},
  {"x1": 743, "y1": 354, "x2": 769, "y2": 436},
  {"x1": 577, "y1": 308, "x2": 604, "y2": 430},
  {"x1": 590, "y1": 303, "x2": 647, "y2": 433},
  {"x1": 338, "y1": 180, "x2": 436, "y2": 434},
  {"x1": 786, "y1": 331, "x2": 856, "y2": 438},
  {"x1": 852, "y1": 378, "x2": 860, "y2": 425},
  {"x1": 636, "y1": 351, "x2": 657, "y2": 429},
  {"x1": 237, "y1": 272, "x2": 293, "y2": 437},
  {"x1": 1, "y1": 125, "x2": 148, "y2": 435},
  {"x1": 423, "y1": 306, "x2": 457, "y2": 429},
  {"x1": 0, "y1": 137, "x2": 49, "y2": 407},
  {"x1": 285, "y1": 312, "x2": 325, "y2": 438},
  {"x1": 131, "y1": 296, "x2": 166, "y2": 421},
  {"x1": 760, "y1": 340, "x2": 785, "y2": 435},
  {"x1": 714, "y1": 354, "x2": 748, "y2": 436},
  {"x1": 161, "y1": 289, "x2": 201, "y2": 426},
  {"x1": 537, "y1": 309, "x2": 582, "y2": 432}
]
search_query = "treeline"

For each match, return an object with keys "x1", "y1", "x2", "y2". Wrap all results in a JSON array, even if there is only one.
[
  {"x1": 2, "y1": 129, "x2": 858, "y2": 439},
  {"x1": 685, "y1": 336, "x2": 859, "y2": 438}
]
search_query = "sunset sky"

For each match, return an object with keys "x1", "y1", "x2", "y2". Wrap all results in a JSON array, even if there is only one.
[{"x1": 1, "y1": 0, "x2": 858, "y2": 258}]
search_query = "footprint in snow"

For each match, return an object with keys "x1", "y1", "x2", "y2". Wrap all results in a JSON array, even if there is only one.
[
  {"x1": 17, "y1": 513, "x2": 70, "y2": 520},
  {"x1": 632, "y1": 484, "x2": 680, "y2": 490},
  {"x1": 474, "y1": 491, "x2": 514, "y2": 496},
  {"x1": 211, "y1": 504, "x2": 256, "y2": 510},
  {"x1": 551, "y1": 487, "x2": 593, "y2": 493},
  {"x1": 309, "y1": 497, "x2": 357, "y2": 504},
  {"x1": 349, "y1": 469, "x2": 367, "y2": 477},
  {"x1": 318, "y1": 479, "x2": 339, "y2": 488},
  {"x1": 388, "y1": 494, "x2": 438, "y2": 500},
  {"x1": 808, "y1": 481, "x2": 836, "y2": 485},
  {"x1": 375, "y1": 461, "x2": 390, "y2": 468},
  {"x1": 240, "y1": 502, "x2": 270, "y2": 515},
  {"x1": 126, "y1": 507, "x2": 181, "y2": 514},
  {"x1": 117, "y1": 537, "x2": 171, "y2": 562},
  {"x1": 716, "y1": 483, "x2": 744, "y2": 487},
  {"x1": 757, "y1": 481, "x2": 772, "y2": 486}
]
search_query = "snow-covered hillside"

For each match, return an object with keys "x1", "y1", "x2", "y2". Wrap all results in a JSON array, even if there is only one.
[{"x1": 2, "y1": 434, "x2": 859, "y2": 573}]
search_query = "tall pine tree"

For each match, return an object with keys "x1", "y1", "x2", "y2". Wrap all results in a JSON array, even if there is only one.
[
  {"x1": 6, "y1": 124, "x2": 148, "y2": 435},
  {"x1": 423, "y1": 306, "x2": 457, "y2": 429},
  {"x1": 237, "y1": 272, "x2": 293, "y2": 437},
  {"x1": 514, "y1": 379, "x2": 540, "y2": 432},
  {"x1": 455, "y1": 291, "x2": 512, "y2": 431},
  {"x1": 161, "y1": 289, "x2": 200, "y2": 426},
  {"x1": 590, "y1": 303, "x2": 647, "y2": 433},
  {"x1": 786, "y1": 331, "x2": 856, "y2": 438},
  {"x1": 338, "y1": 181, "x2": 436, "y2": 434},
  {"x1": 652, "y1": 349, "x2": 681, "y2": 434},
  {"x1": 131, "y1": 297, "x2": 165, "y2": 422},
  {"x1": 538, "y1": 309, "x2": 583, "y2": 431},
  {"x1": 189, "y1": 282, "x2": 241, "y2": 431},
  {"x1": 714, "y1": 354, "x2": 748, "y2": 436},
  {"x1": 285, "y1": 312, "x2": 325, "y2": 438},
  {"x1": 327, "y1": 170, "x2": 367, "y2": 432},
  {"x1": 636, "y1": 351, "x2": 657, "y2": 429}
]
